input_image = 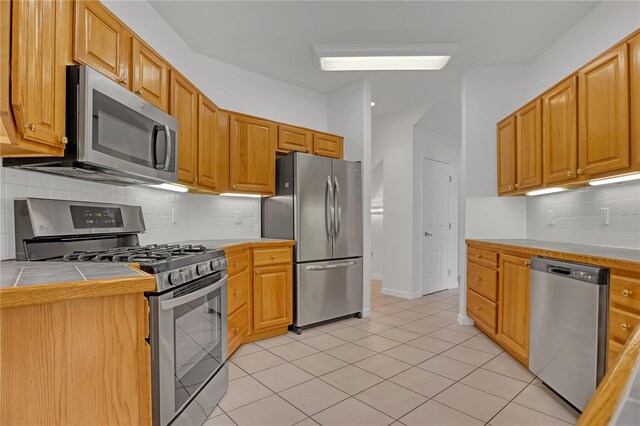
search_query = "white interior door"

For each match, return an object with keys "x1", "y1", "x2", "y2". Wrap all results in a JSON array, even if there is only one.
[{"x1": 422, "y1": 158, "x2": 451, "y2": 295}]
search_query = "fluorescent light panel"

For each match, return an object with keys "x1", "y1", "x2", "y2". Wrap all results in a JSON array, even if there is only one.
[
  {"x1": 148, "y1": 183, "x2": 189, "y2": 193},
  {"x1": 320, "y1": 55, "x2": 450, "y2": 71},
  {"x1": 220, "y1": 193, "x2": 262, "y2": 198},
  {"x1": 526, "y1": 187, "x2": 566, "y2": 196},
  {"x1": 589, "y1": 173, "x2": 640, "y2": 186}
]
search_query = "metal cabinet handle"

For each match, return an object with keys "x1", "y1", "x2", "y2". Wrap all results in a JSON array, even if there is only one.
[
  {"x1": 508, "y1": 185, "x2": 513, "y2": 190},
  {"x1": 474, "y1": 306, "x2": 480, "y2": 311},
  {"x1": 59, "y1": 136, "x2": 68, "y2": 145},
  {"x1": 233, "y1": 327, "x2": 240, "y2": 334},
  {"x1": 515, "y1": 183, "x2": 520, "y2": 189},
  {"x1": 623, "y1": 289, "x2": 632, "y2": 297},
  {"x1": 567, "y1": 170, "x2": 573, "y2": 177},
  {"x1": 24, "y1": 123, "x2": 36, "y2": 132},
  {"x1": 136, "y1": 88, "x2": 144, "y2": 95},
  {"x1": 271, "y1": 255, "x2": 276, "y2": 259},
  {"x1": 233, "y1": 290, "x2": 239, "y2": 296},
  {"x1": 424, "y1": 232, "x2": 433, "y2": 237},
  {"x1": 475, "y1": 277, "x2": 482, "y2": 281},
  {"x1": 117, "y1": 77, "x2": 128, "y2": 86},
  {"x1": 233, "y1": 262, "x2": 239, "y2": 267},
  {"x1": 577, "y1": 168, "x2": 584, "y2": 175},
  {"x1": 476, "y1": 254, "x2": 481, "y2": 259},
  {"x1": 524, "y1": 261, "x2": 531, "y2": 267},
  {"x1": 621, "y1": 323, "x2": 630, "y2": 331}
]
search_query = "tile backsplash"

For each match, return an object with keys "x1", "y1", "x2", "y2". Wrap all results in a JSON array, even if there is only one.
[
  {"x1": 527, "y1": 181, "x2": 640, "y2": 249},
  {"x1": 0, "y1": 165, "x2": 260, "y2": 260}
]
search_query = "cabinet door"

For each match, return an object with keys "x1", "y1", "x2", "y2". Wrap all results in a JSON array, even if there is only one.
[
  {"x1": 198, "y1": 98, "x2": 229, "y2": 192},
  {"x1": 497, "y1": 116, "x2": 517, "y2": 194},
  {"x1": 313, "y1": 132, "x2": 343, "y2": 159},
  {"x1": 253, "y1": 264, "x2": 292, "y2": 332},
  {"x1": 170, "y1": 71, "x2": 198, "y2": 185},
  {"x1": 229, "y1": 114, "x2": 276, "y2": 194},
  {"x1": 278, "y1": 125, "x2": 312, "y2": 153},
  {"x1": 578, "y1": 44, "x2": 629, "y2": 177},
  {"x1": 498, "y1": 254, "x2": 531, "y2": 365},
  {"x1": 132, "y1": 38, "x2": 169, "y2": 111},
  {"x1": 630, "y1": 33, "x2": 640, "y2": 171},
  {"x1": 73, "y1": 0, "x2": 130, "y2": 88},
  {"x1": 11, "y1": 0, "x2": 69, "y2": 149},
  {"x1": 516, "y1": 99, "x2": 543, "y2": 190},
  {"x1": 542, "y1": 76, "x2": 578, "y2": 184}
]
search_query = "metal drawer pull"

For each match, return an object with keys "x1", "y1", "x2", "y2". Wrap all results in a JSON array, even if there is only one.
[
  {"x1": 623, "y1": 289, "x2": 632, "y2": 297},
  {"x1": 234, "y1": 262, "x2": 239, "y2": 267},
  {"x1": 475, "y1": 277, "x2": 482, "y2": 281},
  {"x1": 233, "y1": 290, "x2": 239, "y2": 296},
  {"x1": 233, "y1": 327, "x2": 240, "y2": 334},
  {"x1": 474, "y1": 306, "x2": 480, "y2": 311},
  {"x1": 621, "y1": 323, "x2": 631, "y2": 331},
  {"x1": 476, "y1": 254, "x2": 481, "y2": 259},
  {"x1": 272, "y1": 255, "x2": 277, "y2": 259},
  {"x1": 306, "y1": 261, "x2": 356, "y2": 271},
  {"x1": 524, "y1": 261, "x2": 531, "y2": 267}
]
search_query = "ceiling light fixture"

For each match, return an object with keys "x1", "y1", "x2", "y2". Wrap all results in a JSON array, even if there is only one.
[
  {"x1": 371, "y1": 101, "x2": 376, "y2": 107},
  {"x1": 220, "y1": 193, "x2": 262, "y2": 198},
  {"x1": 588, "y1": 173, "x2": 640, "y2": 186},
  {"x1": 525, "y1": 187, "x2": 567, "y2": 197},
  {"x1": 313, "y1": 43, "x2": 458, "y2": 72},
  {"x1": 148, "y1": 183, "x2": 189, "y2": 193}
]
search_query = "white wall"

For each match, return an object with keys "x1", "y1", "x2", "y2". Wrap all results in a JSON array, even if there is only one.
[
  {"x1": 372, "y1": 104, "x2": 429, "y2": 298},
  {"x1": 327, "y1": 80, "x2": 373, "y2": 317},
  {"x1": 103, "y1": 0, "x2": 327, "y2": 130},
  {"x1": 371, "y1": 160, "x2": 383, "y2": 280},
  {"x1": 0, "y1": 167, "x2": 259, "y2": 260},
  {"x1": 527, "y1": 182, "x2": 640, "y2": 249}
]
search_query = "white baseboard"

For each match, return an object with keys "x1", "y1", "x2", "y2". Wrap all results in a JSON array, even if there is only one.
[
  {"x1": 457, "y1": 313, "x2": 474, "y2": 326},
  {"x1": 381, "y1": 287, "x2": 421, "y2": 299},
  {"x1": 371, "y1": 274, "x2": 383, "y2": 280},
  {"x1": 361, "y1": 308, "x2": 372, "y2": 318}
]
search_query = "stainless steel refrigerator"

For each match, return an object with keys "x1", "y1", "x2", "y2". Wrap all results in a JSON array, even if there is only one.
[{"x1": 262, "y1": 152, "x2": 363, "y2": 332}]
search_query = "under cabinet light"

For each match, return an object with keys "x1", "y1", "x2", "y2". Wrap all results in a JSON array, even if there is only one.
[
  {"x1": 525, "y1": 187, "x2": 566, "y2": 196},
  {"x1": 320, "y1": 55, "x2": 451, "y2": 71},
  {"x1": 588, "y1": 173, "x2": 640, "y2": 186},
  {"x1": 220, "y1": 193, "x2": 262, "y2": 198},
  {"x1": 148, "y1": 183, "x2": 189, "y2": 193}
]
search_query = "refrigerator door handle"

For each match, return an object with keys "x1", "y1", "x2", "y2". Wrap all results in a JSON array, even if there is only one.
[
  {"x1": 333, "y1": 176, "x2": 341, "y2": 238},
  {"x1": 325, "y1": 176, "x2": 334, "y2": 241},
  {"x1": 305, "y1": 261, "x2": 356, "y2": 271}
]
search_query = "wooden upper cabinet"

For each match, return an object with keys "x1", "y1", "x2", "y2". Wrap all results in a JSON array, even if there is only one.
[
  {"x1": 229, "y1": 114, "x2": 277, "y2": 195},
  {"x1": 630, "y1": 33, "x2": 640, "y2": 172},
  {"x1": 313, "y1": 132, "x2": 343, "y2": 159},
  {"x1": 578, "y1": 43, "x2": 630, "y2": 178},
  {"x1": 198, "y1": 98, "x2": 229, "y2": 192},
  {"x1": 278, "y1": 125, "x2": 312, "y2": 153},
  {"x1": 170, "y1": 71, "x2": 199, "y2": 185},
  {"x1": 73, "y1": 0, "x2": 130, "y2": 88},
  {"x1": 542, "y1": 76, "x2": 578, "y2": 185},
  {"x1": 497, "y1": 116, "x2": 517, "y2": 194},
  {"x1": 132, "y1": 38, "x2": 169, "y2": 111},
  {"x1": 252, "y1": 264, "x2": 293, "y2": 332},
  {"x1": 516, "y1": 99, "x2": 543, "y2": 190},
  {"x1": 498, "y1": 254, "x2": 531, "y2": 366},
  {"x1": 10, "y1": 0, "x2": 70, "y2": 150}
]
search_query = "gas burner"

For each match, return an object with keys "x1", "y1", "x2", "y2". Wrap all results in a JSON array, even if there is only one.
[{"x1": 61, "y1": 244, "x2": 208, "y2": 265}]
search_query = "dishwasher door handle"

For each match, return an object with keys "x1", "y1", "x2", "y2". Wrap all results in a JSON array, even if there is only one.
[{"x1": 548, "y1": 266, "x2": 572, "y2": 276}]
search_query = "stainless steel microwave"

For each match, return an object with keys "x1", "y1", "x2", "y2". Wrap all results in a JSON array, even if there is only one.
[{"x1": 3, "y1": 65, "x2": 178, "y2": 186}]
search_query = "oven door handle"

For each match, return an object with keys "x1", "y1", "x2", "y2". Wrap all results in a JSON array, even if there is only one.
[{"x1": 160, "y1": 275, "x2": 227, "y2": 311}]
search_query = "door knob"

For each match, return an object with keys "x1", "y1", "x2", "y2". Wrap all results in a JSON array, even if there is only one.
[
  {"x1": 136, "y1": 88, "x2": 144, "y2": 95},
  {"x1": 424, "y1": 232, "x2": 433, "y2": 237},
  {"x1": 567, "y1": 170, "x2": 573, "y2": 177},
  {"x1": 24, "y1": 123, "x2": 36, "y2": 132},
  {"x1": 577, "y1": 168, "x2": 584, "y2": 175},
  {"x1": 622, "y1": 289, "x2": 632, "y2": 297},
  {"x1": 621, "y1": 323, "x2": 630, "y2": 331}
]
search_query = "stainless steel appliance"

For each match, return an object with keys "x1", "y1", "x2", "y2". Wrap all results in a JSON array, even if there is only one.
[
  {"x1": 14, "y1": 198, "x2": 228, "y2": 426},
  {"x1": 3, "y1": 65, "x2": 178, "y2": 185},
  {"x1": 262, "y1": 152, "x2": 363, "y2": 332},
  {"x1": 529, "y1": 257, "x2": 609, "y2": 411}
]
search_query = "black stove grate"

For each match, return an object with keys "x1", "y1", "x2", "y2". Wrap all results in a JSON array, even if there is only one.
[{"x1": 61, "y1": 244, "x2": 208, "y2": 264}]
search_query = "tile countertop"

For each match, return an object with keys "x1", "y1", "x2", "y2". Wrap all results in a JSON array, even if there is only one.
[
  {"x1": 0, "y1": 261, "x2": 147, "y2": 288},
  {"x1": 472, "y1": 239, "x2": 640, "y2": 264}
]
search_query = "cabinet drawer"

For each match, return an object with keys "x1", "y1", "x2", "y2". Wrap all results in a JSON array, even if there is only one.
[
  {"x1": 467, "y1": 247, "x2": 498, "y2": 268},
  {"x1": 607, "y1": 339, "x2": 625, "y2": 371},
  {"x1": 228, "y1": 303, "x2": 249, "y2": 355},
  {"x1": 227, "y1": 250, "x2": 249, "y2": 276},
  {"x1": 467, "y1": 262, "x2": 498, "y2": 301},
  {"x1": 610, "y1": 275, "x2": 640, "y2": 312},
  {"x1": 609, "y1": 307, "x2": 640, "y2": 342},
  {"x1": 253, "y1": 247, "x2": 291, "y2": 267},
  {"x1": 467, "y1": 289, "x2": 497, "y2": 333},
  {"x1": 228, "y1": 269, "x2": 250, "y2": 314}
]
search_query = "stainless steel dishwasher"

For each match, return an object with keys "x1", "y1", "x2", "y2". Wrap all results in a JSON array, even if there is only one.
[{"x1": 529, "y1": 257, "x2": 609, "y2": 411}]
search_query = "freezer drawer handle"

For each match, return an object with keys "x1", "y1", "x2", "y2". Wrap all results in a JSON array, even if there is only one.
[{"x1": 306, "y1": 261, "x2": 356, "y2": 271}]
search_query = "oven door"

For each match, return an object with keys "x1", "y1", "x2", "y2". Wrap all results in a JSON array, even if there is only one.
[
  {"x1": 77, "y1": 65, "x2": 178, "y2": 183},
  {"x1": 149, "y1": 272, "x2": 228, "y2": 426}
]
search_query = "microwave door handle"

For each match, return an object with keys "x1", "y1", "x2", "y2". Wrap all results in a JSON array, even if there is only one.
[
  {"x1": 162, "y1": 124, "x2": 171, "y2": 171},
  {"x1": 160, "y1": 275, "x2": 227, "y2": 311}
]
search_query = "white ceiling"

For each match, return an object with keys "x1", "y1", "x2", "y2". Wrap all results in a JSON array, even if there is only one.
[{"x1": 150, "y1": 1, "x2": 600, "y2": 121}]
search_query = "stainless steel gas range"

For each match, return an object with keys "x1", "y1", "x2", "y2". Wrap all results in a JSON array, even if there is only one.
[{"x1": 14, "y1": 198, "x2": 228, "y2": 426}]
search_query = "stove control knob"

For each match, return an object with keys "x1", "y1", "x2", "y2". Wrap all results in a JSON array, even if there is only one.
[
  {"x1": 197, "y1": 263, "x2": 211, "y2": 276},
  {"x1": 210, "y1": 259, "x2": 221, "y2": 271},
  {"x1": 169, "y1": 271, "x2": 186, "y2": 286},
  {"x1": 219, "y1": 258, "x2": 229, "y2": 270}
]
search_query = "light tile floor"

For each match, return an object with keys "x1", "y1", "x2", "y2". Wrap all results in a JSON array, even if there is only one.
[{"x1": 204, "y1": 281, "x2": 580, "y2": 426}]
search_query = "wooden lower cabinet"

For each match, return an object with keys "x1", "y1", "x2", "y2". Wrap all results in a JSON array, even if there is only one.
[
  {"x1": 498, "y1": 254, "x2": 531, "y2": 366},
  {"x1": 226, "y1": 244, "x2": 293, "y2": 356},
  {"x1": 0, "y1": 292, "x2": 151, "y2": 425},
  {"x1": 607, "y1": 269, "x2": 640, "y2": 370}
]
